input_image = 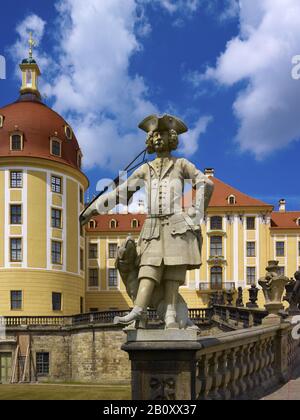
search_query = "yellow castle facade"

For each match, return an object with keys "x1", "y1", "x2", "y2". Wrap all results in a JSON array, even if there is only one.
[{"x1": 0, "y1": 51, "x2": 299, "y2": 316}]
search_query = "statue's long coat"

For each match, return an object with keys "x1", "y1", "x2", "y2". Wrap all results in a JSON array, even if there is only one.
[{"x1": 95, "y1": 156, "x2": 214, "y2": 270}]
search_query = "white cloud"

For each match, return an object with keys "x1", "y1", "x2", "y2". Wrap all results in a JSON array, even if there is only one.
[
  {"x1": 148, "y1": 0, "x2": 200, "y2": 14},
  {"x1": 9, "y1": 14, "x2": 50, "y2": 78},
  {"x1": 201, "y1": 0, "x2": 300, "y2": 158},
  {"x1": 180, "y1": 115, "x2": 213, "y2": 156},
  {"x1": 10, "y1": 0, "x2": 212, "y2": 172}
]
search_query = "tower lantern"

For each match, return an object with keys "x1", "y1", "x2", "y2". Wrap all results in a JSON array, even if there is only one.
[{"x1": 19, "y1": 32, "x2": 41, "y2": 100}]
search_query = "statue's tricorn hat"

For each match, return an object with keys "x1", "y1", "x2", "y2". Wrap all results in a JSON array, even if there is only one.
[{"x1": 138, "y1": 114, "x2": 188, "y2": 135}]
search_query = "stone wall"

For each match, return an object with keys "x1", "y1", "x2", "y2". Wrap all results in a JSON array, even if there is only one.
[{"x1": 2, "y1": 325, "x2": 130, "y2": 384}]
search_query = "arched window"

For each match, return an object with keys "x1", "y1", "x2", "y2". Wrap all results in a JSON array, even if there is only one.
[
  {"x1": 210, "y1": 216, "x2": 223, "y2": 230},
  {"x1": 65, "y1": 125, "x2": 73, "y2": 140},
  {"x1": 89, "y1": 220, "x2": 96, "y2": 229},
  {"x1": 228, "y1": 195, "x2": 236, "y2": 205},
  {"x1": 10, "y1": 133, "x2": 23, "y2": 151},
  {"x1": 0, "y1": 115, "x2": 4, "y2": 128},
  {"x1": 211, "y1": 266, "x2": 223, "y2": 290},
  {"x1": 50, "y1": 138, "x2": 62, "y2": 157},
  {"x1": 77, "y1": 151, "x2": 82, "y2": 169},
  {"x1": 110, "y1": 219, "x2": 118, "y2": 229},
  {"x1": 131, "y1": 219, "x2": 139, "y2": 229}
]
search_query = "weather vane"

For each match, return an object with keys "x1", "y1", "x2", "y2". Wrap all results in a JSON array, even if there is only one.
[{"x1": 28, "y1": 32, "x2": 36, "y2": 59}]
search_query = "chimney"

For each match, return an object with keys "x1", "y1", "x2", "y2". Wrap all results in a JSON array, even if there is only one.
[
  {"x1": 204, "y1": 168, "x2": 215, "y2": 177},
  {"x1": 279, "y1": 199, "x2": 286, "y2": 212}
]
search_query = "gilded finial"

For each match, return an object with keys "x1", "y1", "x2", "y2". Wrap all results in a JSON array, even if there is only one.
[{"x1": 28, "y1": 32, "x2": 36, "y2": 59}]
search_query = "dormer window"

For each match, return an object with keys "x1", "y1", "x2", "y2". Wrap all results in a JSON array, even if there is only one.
[
  {"x1": 50, "y1": 138, "x2": 62, "y2": 157},
  {"x1": 10, "y1": 132, "x2": 23, "y2": 151},
  {"x1": 131, "y1": 219, "x2": 139, "y2": 229},
  {"x1": 77, "y1": 150, "x2": 82, "y2": 169},
  {"x1": 110, "y1": 219, "x2": 118, "y2": 229},
  {"x1": 0, "y1": 115, "x2": 4, "y2": 128},
  {"x1": 65, "y1": 125, "x2": 73, "y2": 140},
  {"x1": 297, "y1": 218, "x2": 300, "y2": 227},
  {"x1": 228, "y1": 195, "x2": 236, "y2": 205},
  {"x1": 89, "y1": 220, "x2": 96, "y2": 229}
]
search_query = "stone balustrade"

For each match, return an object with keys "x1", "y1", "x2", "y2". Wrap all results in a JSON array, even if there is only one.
[{"x1": 123, "y1": 319, "x2": 300, "y2": 400}]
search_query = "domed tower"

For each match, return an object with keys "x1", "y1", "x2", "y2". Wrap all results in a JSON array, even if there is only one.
[{"x1": 0, "y1": 35, "x2": 89, "y2": 316}]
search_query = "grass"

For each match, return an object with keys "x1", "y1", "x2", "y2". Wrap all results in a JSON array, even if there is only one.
[{"x1": 0, "y1": 384, "x2": 131, "y2": 400}]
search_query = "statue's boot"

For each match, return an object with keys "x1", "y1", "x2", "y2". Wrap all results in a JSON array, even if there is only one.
[
  {"x1": 114, "y1": 306, "x2": 146, "y2": 325},
  {"x1": 164, "y1": 309, "x2": 179, "y2": 329}
]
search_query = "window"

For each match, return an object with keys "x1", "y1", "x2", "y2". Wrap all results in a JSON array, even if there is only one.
[
  {"x1": 89, "y1": 243, "x2": 98, "y2": 259},
  {"x1": 51, "y1": 176, "x2": 62, "y2": 194},
  {"x1": 210, "y1": 236, "x2": 222, "y2": 257},
  {"x1": 297, "y1": 218, "x2": 300, "y2": 227},
  {"x1": 0, "y1": 115, "x2": 4, "y2": 128},
  {"x1": 298, "y1": 242, "x2": 300, "y2": 257},
  {"x1": 77, "y1": 151, "x2": 82, "y2": 169},
  {"x1": 109, "y1": 243, "x2": 118, "y2": 259},
  {"x1": 79, "y1": 188, "x2": 84, "y2": 204},
  {"x1": 108, "y1": 268, "x2": 118, "y2": 288},
  {"x1": 247, "y1": 267, "x2": 256, "y2": 285},
  {"x1": 50, "y1": 139, "x2": 61, "y2": 157},
  {"x1": 210, "y1": 267, "x2": 222, "y2": 290},
  {"x1": 210, "y1": 216, "x2": 223, "y2": 230},
  {"x1": 10, "y1": 238, "x2": 22, "y2": 262},
  {"x1": 52, "y1": 292, "x2": 62, "y2": 311},
  {"x1": 131, "y1": 219, "x2": 139, "y2": 229},
  {"x1": 10, "y1": 205, "x2": 22, "y2": 225},
  {"x1": 110, "y1": 219, "x2": 117, "y2": 229},
  {"x1": 51, "y1": 241, "x2": 62, "y2": 264},
  {"x1": 10, "y1": 171, "x2": 23, "y2": 188},
  {"x1": 246, "y1": 217, "x2": 255, "y2": 230},
  {"x1": 51, "y1": 208, "x2": 62, "y2": 229},
  {"x1": 276, "y1": 241, "x2": 285, "y2": 257},
  {"x1": 80, "y1": 249, "x2": 84, "y2": 271},
  {"x1": 228, "y1": 195, "x2": 236, "y2": 205},
  {"x1": 65, "y1": 125, "x2": 73, "y2": 140},
  {"x1": 10, "y1": 134, "x2": 23, "y2": 151},
  {"x1": 89, "y1": 220, "x2": 96, "y2": 229},
  {"x1": 36, "y1": 353, "x2": 49, "y2": 376},
  {"x1": 246, "y1": 242, "x2": 256, "y2": 257},
  {"x1": 278, "y1": 267, "x2": 285, "y2": 276},
  {"x1": 11, "y1": 291, "x2": 22, "y2": 310},
  {"x1": 89, "y1": 269, "x2": 99, "y2": 288}
]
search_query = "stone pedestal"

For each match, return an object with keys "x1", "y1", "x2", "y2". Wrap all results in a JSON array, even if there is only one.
[
  {"x1": 262, "y1": 303, "x2": 284, "y2": 325},
  {"x1": 122, "y1": 329, "x2": 202, "y2": 400}
]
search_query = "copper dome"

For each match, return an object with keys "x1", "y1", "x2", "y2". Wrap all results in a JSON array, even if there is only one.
[{"x1": 0, "y1": 98, "x2": 83, "y2": 171}]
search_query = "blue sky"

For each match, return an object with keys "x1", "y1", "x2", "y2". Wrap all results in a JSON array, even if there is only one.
[{"x1": 1, "y1": 0, "x2": 300, "y2": 210}]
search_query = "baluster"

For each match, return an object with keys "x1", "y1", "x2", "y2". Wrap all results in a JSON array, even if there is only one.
[
  {"x1": 265, "y1": 337, "x2": 276, "y2": 388},
  {"x1": 233, "y1": 346, "x2": 245, "y2": 399},
  {"x1": 197, "y1": 353, "x2": 214, "y2": 400},
  {"x1": 251, "y1": 342, "x2": 262, "y2": 393},
  {"x1": 237, "y1": 346, "x2": 249, "y2": 399},
  {"x1": 209, "y1": 352, "x2": 223, "y2": 400},
  {"x1": 227, "y1": 347, "x2": 240, "y2": 399},
  {"x1": 218, "y1": 350, "x2": 232, "y2": 400}
]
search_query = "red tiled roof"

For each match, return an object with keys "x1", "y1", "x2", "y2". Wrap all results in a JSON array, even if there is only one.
[
  {"x1": 271, "y1": 212, "x2": 300, "y2": 230},
  {"x1": 208, "y1": 177, "x2": 272, "y2": 208},
  {"x1": 0, "y1": 99, "x2": 84, "y2": 172},
  {"x1": 86, "y1": 213, "x2": 146, "y2": 233}
]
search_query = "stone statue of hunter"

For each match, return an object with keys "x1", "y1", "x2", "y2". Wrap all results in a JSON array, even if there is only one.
[{"x1": 81, "y1": 115, "x2": 214, "y2": 329}]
